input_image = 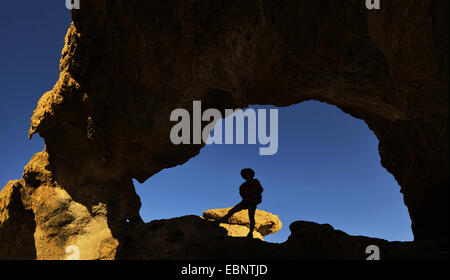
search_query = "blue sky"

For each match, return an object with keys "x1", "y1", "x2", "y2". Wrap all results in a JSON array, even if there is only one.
[{"x1": 0, "y1": 2, "x2": 413, "y2": 244}]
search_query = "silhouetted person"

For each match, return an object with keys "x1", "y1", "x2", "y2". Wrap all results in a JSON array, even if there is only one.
[{"x1": 217, "y1": 168, "x2": 263, "y2": 238}]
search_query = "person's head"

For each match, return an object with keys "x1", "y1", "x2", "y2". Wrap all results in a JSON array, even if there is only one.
[{"x1": 241, "y1": 168, "x2": 255, "y2": 181}]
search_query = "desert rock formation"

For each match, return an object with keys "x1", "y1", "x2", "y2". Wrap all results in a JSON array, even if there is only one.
[
  {"x1": 203, "y1": 208, "x2": 282, "y2": 240},
  {"x1": 0, "y1": 0, "x2": 448, "y2": 259}
]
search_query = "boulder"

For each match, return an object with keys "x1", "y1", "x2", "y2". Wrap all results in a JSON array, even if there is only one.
[
  {"x1": 217, "y1": 223, "x2": 264, "y2": 240},
  {"x1": 203, "y1": 208, "x2": 282, "y2": 240},
  {"x1": 0, "y1": 0, "x2": 448, "y2": 259}
]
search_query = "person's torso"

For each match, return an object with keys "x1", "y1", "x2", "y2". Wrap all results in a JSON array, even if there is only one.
[{"x1": 240, "y1": 179, "x2": 262, "y2": 202}]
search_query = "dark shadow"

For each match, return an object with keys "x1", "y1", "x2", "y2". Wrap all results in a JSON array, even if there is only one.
[{"x1": 0, "y1": 181, "x2": 37, "y2": 260}]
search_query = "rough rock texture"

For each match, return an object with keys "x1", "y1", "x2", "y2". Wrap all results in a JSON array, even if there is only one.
[
  {"x1": 0, "y1": 0, "x2": 448, "y2": 259},
  {"x1": 216, "y1": 223, "x2": 264, "y2": 240},
  {"x1": 203, "y1": 208, "x2": 282, "y2": 240},
  {"x1": 88, "y1": 215, "x2": 450, "y2": 260},
  {"x1": 1, "y1": 154, "x2": 118, "y2": 260},
  {"x1": 282, "y1": 221, "x2": 449, "y2": 260},
  {"x1": 115, "y1": 215, "x2": 284, "y2": 260},
  {"x1": 0, "y1": 180, "x2": 36, "y2": 260}
]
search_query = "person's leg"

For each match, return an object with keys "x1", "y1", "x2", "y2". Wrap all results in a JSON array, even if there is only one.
[
  {"x1": 247, "y1": 204, "x2": 256, "y2": 238},
  {"x1": 217, "y1": 201, "x2": 245, "y2": 223}
]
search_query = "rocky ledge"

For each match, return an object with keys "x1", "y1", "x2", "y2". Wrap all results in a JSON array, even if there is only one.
[
  {"x1": 108, "y1": 215, "x2": 449, "y2": 260},
  {"x1": 202, "y1": 208, "x2": 282, "y2": 240},
  {"x1": 0, "y1": 0, "x2": 448, "y2": 259}
]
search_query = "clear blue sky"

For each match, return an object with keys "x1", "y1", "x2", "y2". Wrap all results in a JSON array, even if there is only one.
[{"x1": 0, "y1": 2, "x2": 413, "y2": 244}]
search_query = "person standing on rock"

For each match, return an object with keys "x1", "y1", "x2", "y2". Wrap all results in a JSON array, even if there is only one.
[{"x1": 216, "y1": 168, "x2": 263, "y2": 238}]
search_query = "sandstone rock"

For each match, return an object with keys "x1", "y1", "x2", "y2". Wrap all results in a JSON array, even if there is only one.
[
  {"x1": 283, "y1": 221, "x2": 449, "y2": 260},
  {"x1": 216, "y1": 223, "x2": 264, "y2": 241},
  {"x1": 0, "y1": 172, "x2": 119, "y2": 260},
  {"x1": 101, "y1": 216, "x2": 450, "y2": 260},
  {"x1": 203, "y1": 208, "x2": 282, "y2": 239},
  {"x1": 0, "y1": 0, "x2": 448, "y2": 259},
  {"x1": 0, "y1": 180, "x2": 36, "y2": 260}
]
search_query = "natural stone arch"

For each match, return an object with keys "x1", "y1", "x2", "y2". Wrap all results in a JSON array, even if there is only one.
[{"x1": 0, "y1": 0, "x2": 447, "y2": 259}]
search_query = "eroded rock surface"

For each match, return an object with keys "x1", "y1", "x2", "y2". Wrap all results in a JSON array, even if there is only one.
[
  {"x1": 283, "y1": 221, "x2": 449, "y2": 260},
  {"x1": 98, "y1": 216, "x2": 449, "y2": 260},
  {"x1": 0, "y1": 0, "x2": 448, "y2": 259},
  {"x1": 0, "y1": 180, "x2": 36, "y2": 260},
  {"x1": 203, "y1": 208, "x2": 282, "y2": 240}
]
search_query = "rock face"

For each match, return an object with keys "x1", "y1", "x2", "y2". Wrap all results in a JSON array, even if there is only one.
[
  {"x1": 203, "y1": 208, "x2": 282, "y2": 240},
  {"x1": 0, "y1": 0, "x2": 448, "y2": 259},
  {"x1": 217, "y1": 224, "x2": 265, "y2": 240},
  {"x1": 282, "y1": 221, "x2": 448, "y2": 260},
  {"x1": 82, "y1": 215, "x2": 450, "y2": 260},
  {"x1": 0, "y1": 180, "x2": 36, "y2": 260}
]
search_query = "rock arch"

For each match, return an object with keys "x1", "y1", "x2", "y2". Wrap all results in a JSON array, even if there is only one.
[{"x1": 0, "y1": 0, "x2": 448, "y2": 259}]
